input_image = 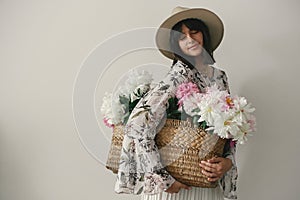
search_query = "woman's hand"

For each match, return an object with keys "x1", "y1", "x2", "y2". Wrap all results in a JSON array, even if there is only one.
[
  {"x1": 199, "y1": 157, "x2": 233, "y2": 182},
  {"x1": 165, "y1": 180, "x2": 191, "y2": 194}
]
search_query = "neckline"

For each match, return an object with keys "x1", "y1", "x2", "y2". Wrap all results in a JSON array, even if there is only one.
[
  {"x1": 198, "y1": 65, "x2": 215, "y2": 80},
  {"x1": 192, "y1": 65, "x2": 217, "y2": 89}
]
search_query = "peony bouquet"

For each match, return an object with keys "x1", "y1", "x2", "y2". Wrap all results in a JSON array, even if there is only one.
[
  {"x1": 101, "y1": 70, "x2": 256, "y2": 145},
  {"x1": 100, "y1": 69, "x2": 153, "y2": 127},
  {"x1": 176, "y1": 82, "x2": 256, "y2": 144}
]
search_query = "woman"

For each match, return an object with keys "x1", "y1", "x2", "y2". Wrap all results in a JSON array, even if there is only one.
[{"x1": 115, "y1": 6, "x2": 238, "y2": 200}]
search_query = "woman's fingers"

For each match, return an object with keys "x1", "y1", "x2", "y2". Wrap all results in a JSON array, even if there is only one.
[
  {"x1": 199, "y1": 157, "x2": 233, "y2": 182},
  {"x1": 201, "y1": 167, "x2": 222, "y2": 182},
  {"x1": 201, "y1": 167, "x2": 220, "y2": 177},
  {"x1": 199, "y1": 161, "x2": 218, "y2": 173},
  {"x1": 199, "y1": 158, "x2": 224, "y2": 181},
  {"x1": 200, "y1": 160, "x2": 223, "y2": 172},
  {"x1": 208, "y1": 157, "x2": 223, "y2": 163},
  {"x1": 165, "y1": 181, "x2": 191, "y2": 193},
  {"x1": 201, "y1": 168, "x2": 213, "y2": 177},
  {"x1": 207, "y1": 177, "x2": 220, "y2": 182}
]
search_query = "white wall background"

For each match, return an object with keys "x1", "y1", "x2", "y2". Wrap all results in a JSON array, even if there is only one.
[{"x1": 1, "y1": 0, "x2": 300, "y2": 200}]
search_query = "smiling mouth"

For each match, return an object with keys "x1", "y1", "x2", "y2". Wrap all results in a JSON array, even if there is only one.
[{"x1": 188, "y1": 44, "x2": 199, "y2": 50}]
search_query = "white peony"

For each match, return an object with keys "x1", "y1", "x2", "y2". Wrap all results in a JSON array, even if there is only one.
[
  {"x1": 179, "y1": 83, "x2": 256, "y2": 144},
  {"x1": 116, "y1": 69, "x2": 153, "y2": 98},
  {"x1": 101, "y1": 69, "x2": 154, "y2": 126}
]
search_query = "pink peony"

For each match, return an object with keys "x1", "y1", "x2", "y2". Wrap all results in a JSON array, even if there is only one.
[
  {"x1": 230, "y1": 139, "x2": 236, "y2": 148},
  {"x1": 103, "y1": 118, "x2": 114, "y2": 128},
  {"x1": 176, "y1": 82, "x2": 200, "y2": 107},
  {"x1": 247, "y1": 115, "x2": 257, "y2": 132}
]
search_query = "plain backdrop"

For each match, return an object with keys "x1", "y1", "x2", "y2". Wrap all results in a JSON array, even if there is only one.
[{"x1": 1, "y1": 0, "x2": 300, "y2": 200}]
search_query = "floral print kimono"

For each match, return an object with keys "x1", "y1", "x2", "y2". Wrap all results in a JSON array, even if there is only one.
[{"x1": 114, "y1": 60, "x2": 238, "y2": 199}]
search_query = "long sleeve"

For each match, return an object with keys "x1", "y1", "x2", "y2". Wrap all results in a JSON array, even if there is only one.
[
  {"x1": 219, "y1": 141, "x2": 238, "y2": 199},
  {"x1": 218, "y1": 71, "x2": 238, "y2": 199},
  {"x1": 193, "y1": 68, "x2": 238, "y2": 199},
  {"x1": 115, "y1": 61, "x2": 193, "y2": 195}
]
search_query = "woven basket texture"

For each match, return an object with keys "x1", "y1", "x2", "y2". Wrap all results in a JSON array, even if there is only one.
[{"x1": 106, "y1": 119, "x2": 226, "y2": 187}]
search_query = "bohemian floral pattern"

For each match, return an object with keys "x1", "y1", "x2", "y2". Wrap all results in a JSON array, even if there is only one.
[{"x1": 114, "y1": 60, "x2": 238, "y2": 199}]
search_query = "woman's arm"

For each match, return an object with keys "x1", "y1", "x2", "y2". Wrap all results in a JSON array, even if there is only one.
[
  {"x1": 199, "y1": 70, "x2": 238, "y2": 199},
  {"x1": 219, "y1": 71, "x2": 238, "y2": 199},
  {"x1": 115, "y1": 61, "x2": 193, "y2": 195}
]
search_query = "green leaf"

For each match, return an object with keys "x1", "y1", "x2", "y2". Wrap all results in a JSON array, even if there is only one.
[
  {"x1": 130, "y1": 109, "x2": 150, "y2": 119},
  {"x1": 200, "y1": 120, "x2": 208, "y2": 129},
  {"x1": 129, "y1": 99, "x2": 140, "y2": 112},
  {"x1": 192, "y1": 107, "x2": 200, "y2": 113},
  {"x1": 139, "y1": 174, "x2": 145, "y2": 181},
  {"x1": 122, "y1": 112, "x2": 130, "y2": 124},
  {"x1": 166, "y1": 97, "x2": 179, "y2": 113},
  {"x1": 137, "y1": 187, "x2": 143, "y2": 195},
  {"x1": 136, "y1": 88, "x2": 141, "y2": 96},
  {"x1": 119, "y1": 95, "x2": 130, "y2": 107}
]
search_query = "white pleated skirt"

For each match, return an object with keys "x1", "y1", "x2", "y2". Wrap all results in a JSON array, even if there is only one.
[{"x1": 141, "y1": 186, "x2": 224, "y2": 200}]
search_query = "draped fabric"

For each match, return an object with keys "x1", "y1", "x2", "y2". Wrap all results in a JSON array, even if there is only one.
[
  {"x1": 115, "y1": 60, "x2": 238, "y2": 199},
  {"x1": 141, "y1": 186, "x2": 224, "y2": 200}
]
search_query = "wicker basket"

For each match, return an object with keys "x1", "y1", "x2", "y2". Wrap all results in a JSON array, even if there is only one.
[
  {"x1": 106, "y1": 124, "x2": 124, "y2": 174},
  {"x1": 106, "y1": 119, "x2": 226, "y2": 188}
]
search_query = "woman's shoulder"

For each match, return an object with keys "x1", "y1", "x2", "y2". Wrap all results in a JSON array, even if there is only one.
[
  {"x1": 168, "y1": 60, "x2": 194, "y2": 77},
  {"x1": 210, "y1": 65, "x2": 229, "y2": 79},
  {"x1": 211, "y1": 64, "x2": 227, "y2": 74},
  {"x1": 155, "y1": 60, "x2": 194, "y2": 91},
  {"x1": 171, "y1": 60, "x2": 190, "y2": 70},
  {"x1": 210, "y1": 65, "x2": 230, "y2": 91}
]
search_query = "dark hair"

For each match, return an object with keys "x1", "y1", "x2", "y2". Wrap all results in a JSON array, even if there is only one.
[{"x1": 169, "y1": 18, "x2": 215, "y2": 68}]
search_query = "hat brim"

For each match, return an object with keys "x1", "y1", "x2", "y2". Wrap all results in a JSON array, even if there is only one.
[{"x1": 155, "y1": 8, "x2": 224, "y2": 60}]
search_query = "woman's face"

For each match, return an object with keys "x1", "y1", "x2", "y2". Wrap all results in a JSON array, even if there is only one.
[{"x1": 178, "y1": 24, "x2": 203, "y2": 57}]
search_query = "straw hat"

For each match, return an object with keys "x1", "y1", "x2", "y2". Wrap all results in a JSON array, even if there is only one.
[{"x1": 155, "y1": 6, "x2": 224, "y2": 60}]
